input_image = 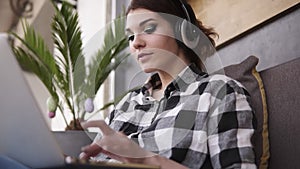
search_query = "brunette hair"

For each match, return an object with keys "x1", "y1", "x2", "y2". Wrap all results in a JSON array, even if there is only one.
[{"x1": 126, "y1": 0, "x2": 218, "y2": 71}]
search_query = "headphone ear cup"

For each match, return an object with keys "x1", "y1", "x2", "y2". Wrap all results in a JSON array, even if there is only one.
[
  {"x1": 175, "y1": 20, "x2": 183, "y2": 42},
  {"x1": 180, "y1": 20, "x2": 200, "y2": 49}
]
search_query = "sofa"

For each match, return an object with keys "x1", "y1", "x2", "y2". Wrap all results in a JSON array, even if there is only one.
[
  {"x1": 224, "y1": 55, "x2": 300, "y2": 169},
  {"x1": 260, "y1": 57, "x2": 300, "y2": 169}
]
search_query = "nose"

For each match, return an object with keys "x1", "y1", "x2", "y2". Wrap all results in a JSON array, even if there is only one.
[{"x1": 130, "y1": 34, "x2": 146, "y2": 51}]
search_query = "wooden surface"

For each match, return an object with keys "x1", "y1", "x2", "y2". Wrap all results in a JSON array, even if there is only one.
[{"x1": 188, "y1": 0, "x2": 300, "y2": 46}]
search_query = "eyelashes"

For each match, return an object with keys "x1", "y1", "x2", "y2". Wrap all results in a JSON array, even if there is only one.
[
  {"x1": 128, "y1": 35, "x2": 134, "y2": 42},
  {"x1": 127, "y1": 24, "x2": 158, "y2": 42}
]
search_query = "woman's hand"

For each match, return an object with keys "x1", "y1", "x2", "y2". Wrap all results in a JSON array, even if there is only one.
[
  {"x1": 79, "y1": 120, "x2": 155, "y2": 163},
  {"x1": 79, "y1": 120, "x2": 188, "y2": 169}
]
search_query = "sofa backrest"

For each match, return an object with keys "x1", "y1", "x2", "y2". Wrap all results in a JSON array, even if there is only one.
[{"x1": 260, "y1": 57, "x2": 300, "y2": 169}]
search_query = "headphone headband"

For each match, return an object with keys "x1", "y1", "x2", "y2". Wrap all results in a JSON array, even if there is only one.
[{"x1": 177, "y1": 0, "x2": 191, "y2": 22}]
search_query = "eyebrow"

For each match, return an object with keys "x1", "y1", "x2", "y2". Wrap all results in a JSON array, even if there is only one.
[
  {"x1": 125, "y1": 18, "x2": 156, "y2": 33},
  {"x1": 139, "y1": 18, "x2": 155, "y2": 27}
]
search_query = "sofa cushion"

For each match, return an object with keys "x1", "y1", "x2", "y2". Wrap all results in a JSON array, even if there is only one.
[
  {"x1": 260, "y1": 57, "x2": 300, "y2": 169},
  {"x1": 223, "y1": 56, "x2": 270, "y2": 169}
]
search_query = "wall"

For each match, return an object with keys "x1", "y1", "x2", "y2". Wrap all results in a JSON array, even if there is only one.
[
  {"x1": 217, "y1": 5, "x2": 300, "y2": 71},
  {"x1": 187, "y1": 0, "x2": 300, "y2": 47}
]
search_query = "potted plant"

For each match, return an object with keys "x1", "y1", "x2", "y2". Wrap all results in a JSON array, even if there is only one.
[{"x1": 10, "y1": 1, "x2": 129, "y2": 131}]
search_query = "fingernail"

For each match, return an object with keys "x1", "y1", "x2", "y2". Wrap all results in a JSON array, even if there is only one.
[
  {"x1": 80, "y1": 121, "x2": 86, "y2": 127},
  {"x1": 79, "y1": 152, "x2": 86, "y2": 159}
]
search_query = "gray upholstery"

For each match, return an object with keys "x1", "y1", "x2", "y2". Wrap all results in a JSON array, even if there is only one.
[{"x1": 260, "y1": 57, "x2": 300, "y2": 169}]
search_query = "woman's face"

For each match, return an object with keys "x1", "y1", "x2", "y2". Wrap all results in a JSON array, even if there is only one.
[{"x1": 126, "y1": 8, "x2": 187, "y2": 74}]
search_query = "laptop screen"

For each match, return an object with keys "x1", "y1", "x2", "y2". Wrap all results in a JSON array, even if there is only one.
[{"x1": 0, "y1": 33, "x2": 65, "y2": 168}]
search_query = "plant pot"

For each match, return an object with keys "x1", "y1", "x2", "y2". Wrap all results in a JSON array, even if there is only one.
[{"x1": 53, "y1": 130, "x2": 97, "y2": 157}]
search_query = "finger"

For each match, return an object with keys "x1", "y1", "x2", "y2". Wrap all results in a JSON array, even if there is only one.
[
  {"x1": 81, "y1": 120, "x2": 115, "y2": 135},
  {"x1": 79, "y1": 152, "x2": 89, "y2": 160},
  {"x1": 80, "y1": 143, "x2": 103, "y2": 158},
  {"x1": 100, "y1": 148, "x2": 126, "y2": 162}
]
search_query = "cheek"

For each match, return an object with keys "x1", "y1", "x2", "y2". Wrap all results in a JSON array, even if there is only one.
[
  {"x1": 154, "y1": 37, "x2": 178, "y2": 54},
  {"x1": 154, "y1": 33, "x2": 176, "y2": 46},
  {"x1": 166, "y1": 38, "x2": 179, "y2": 52},
  {"x1": 129, "y1": 42, "x2": 135, "y2": 53}
]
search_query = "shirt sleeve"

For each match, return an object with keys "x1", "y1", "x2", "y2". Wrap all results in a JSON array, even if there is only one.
[{"x1": 207, "y1": 78, "x2": 257, "y2": 169}]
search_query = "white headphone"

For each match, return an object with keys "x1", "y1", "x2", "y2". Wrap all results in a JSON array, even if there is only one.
[{"x1": 174, "y1": 0, "x2": 200, "y2": 49}]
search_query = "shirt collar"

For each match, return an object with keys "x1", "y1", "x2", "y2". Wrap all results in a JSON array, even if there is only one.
[
  {"x1": 141, "y1": 64, "x2": 207, "y2": 96},
  {"x1": 174, "y1": 63, "x2": 206, "y2": 85}
]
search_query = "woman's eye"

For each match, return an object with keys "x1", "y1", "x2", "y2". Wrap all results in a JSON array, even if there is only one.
[
  {"x1": 144, "y1": 24, "x2": 157, "y2": 34},
  {"x1": 128, "y1": 35, "x2": 134, "y2": 42}
]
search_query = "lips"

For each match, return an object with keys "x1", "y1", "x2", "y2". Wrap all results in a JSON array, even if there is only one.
[{"x1": 137, "y1": 52, "x2": 153, "y2": 61}]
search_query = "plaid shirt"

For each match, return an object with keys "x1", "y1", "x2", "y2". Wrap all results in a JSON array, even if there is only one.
[{"x1": 103, "y1": 64, "x2": 256, "y2": 169}]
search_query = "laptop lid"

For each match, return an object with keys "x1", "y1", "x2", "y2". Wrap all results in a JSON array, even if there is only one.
[{"x1": 0, "y1": 33, "x2": 65, "y2": 168}]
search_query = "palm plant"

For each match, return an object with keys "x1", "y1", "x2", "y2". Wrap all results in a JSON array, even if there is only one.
[{"x1": 10, "y1": 1, "x2": 129, "y2": 130}]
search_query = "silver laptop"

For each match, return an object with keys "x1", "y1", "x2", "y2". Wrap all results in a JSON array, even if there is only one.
[{"x1": 0, "y1": 33, "x2": 65, "y2": 168}]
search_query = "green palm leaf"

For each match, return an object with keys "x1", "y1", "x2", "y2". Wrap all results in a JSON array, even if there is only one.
[
  {"x1": 51, "y1": 1, "x2": 86, "y2": 119},
  {"x1": 11, "y1": 22, "x2": 58, "y2": 98},
  {"x1": 10, "y1": 1, "x2": 129, "y2": 129},
  {"x1": 52, "y1": 1, "x2": 85, "y2": 95},
  {"x1": 93, "y1": 16, "x2": 129, "y2": 93}
]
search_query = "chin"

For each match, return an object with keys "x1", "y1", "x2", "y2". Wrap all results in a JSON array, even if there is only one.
[{"x1": 142, "y1": 67, "x2": 157, "y2": 74}]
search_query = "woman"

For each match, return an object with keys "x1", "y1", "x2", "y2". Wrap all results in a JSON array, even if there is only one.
[{"x1": 80, "y1": 0, "x2": 256, "y2": 168}]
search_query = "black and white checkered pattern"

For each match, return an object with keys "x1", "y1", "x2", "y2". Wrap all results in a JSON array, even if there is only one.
[{"x1": 99, "y1": 64, "x2": 256, "y2": 168}]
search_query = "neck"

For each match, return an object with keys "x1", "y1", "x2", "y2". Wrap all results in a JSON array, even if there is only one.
[
  {"x1": 158, "y1": 50, "x2": 190, "y2": 90},
  {"x1": 157, "y1": 71, "x2": 173, "y2": 91},
  {"x1": 157, "y1": 63, "x2": 188, "y2": 90}
]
